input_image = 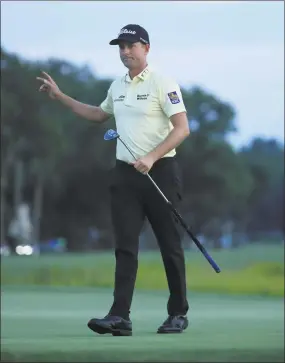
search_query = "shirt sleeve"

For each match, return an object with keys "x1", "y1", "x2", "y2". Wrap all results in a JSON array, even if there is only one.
[
  {"x1": 158, "y1": 77, "x2": 187, "y2": 118},
  {"x1": 100, "y1": 84, "x2": 114, "y2": 115}
]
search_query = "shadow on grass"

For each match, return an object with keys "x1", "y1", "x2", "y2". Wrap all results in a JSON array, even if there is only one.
[{"x1": 1, "y1": 349, "x2": 284, "y2": 362}]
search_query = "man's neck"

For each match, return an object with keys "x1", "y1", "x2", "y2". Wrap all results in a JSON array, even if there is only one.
[{"x1": 128, "y1": 63, "x2": 148, "y2": 79}]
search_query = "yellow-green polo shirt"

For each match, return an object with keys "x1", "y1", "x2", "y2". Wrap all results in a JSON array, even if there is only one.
[{"x1": 100, "y1": 66, "x2": 187, "y2": 163}]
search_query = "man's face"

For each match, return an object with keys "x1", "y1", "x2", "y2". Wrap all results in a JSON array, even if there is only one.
[{"x1": 119, "y1": 41, "x2": 149, "y2": 69}]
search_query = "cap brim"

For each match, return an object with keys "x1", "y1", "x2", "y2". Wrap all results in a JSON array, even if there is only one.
[{"x1": 109, "y1": 36, "x2": 138, "y2": 45}]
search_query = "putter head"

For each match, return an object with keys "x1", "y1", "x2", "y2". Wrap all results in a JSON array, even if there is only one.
[{"x1": 104, "y1": 129, "x2": 119, "y2": 141}]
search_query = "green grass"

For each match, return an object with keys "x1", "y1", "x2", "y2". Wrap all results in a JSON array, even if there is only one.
[
  {"x1": 1, "y1": 286, "x2": 284, "y2": 362},
  {"x1": 2, "y1": 244, "x2": 284, "y2": 269},
  {"x1": 1, "y1": 244, "x2": 284, "y2": 296}
]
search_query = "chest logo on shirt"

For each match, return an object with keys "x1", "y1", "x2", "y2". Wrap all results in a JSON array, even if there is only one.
[
  {"x1": 137, "y1": 94, "x2": 150, "y2": 101},
  {"x1": 168, "y1": 91, "x2": 180, "y2": 104},
  {"x1": 114, "y1": 95, "x2": 125, "y2": 102}
]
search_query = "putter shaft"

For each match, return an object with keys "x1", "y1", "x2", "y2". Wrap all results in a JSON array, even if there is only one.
[{"x1": 117, "y1": 136, "x2": 221, "y2": 273}]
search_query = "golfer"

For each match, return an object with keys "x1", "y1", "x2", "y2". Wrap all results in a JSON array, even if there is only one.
[{"x1": 37, "y1": 24, "x2": 190, "y2": 336}]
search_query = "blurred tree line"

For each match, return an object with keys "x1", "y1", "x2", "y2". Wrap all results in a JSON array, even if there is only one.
[{"x1": 1, "y1": 47, "x2": 284, "y2": 251}]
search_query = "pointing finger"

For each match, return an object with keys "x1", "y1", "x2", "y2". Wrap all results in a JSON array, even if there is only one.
[
  {"x1": 36, "y1": 77, "x2": 51, "y2": 86},
  {"x1": 36, "y1": 77, "x2": 46, "y2": 83},
  {"x1": 42, "y1": 71, "x2": 56, "y2": 85}
]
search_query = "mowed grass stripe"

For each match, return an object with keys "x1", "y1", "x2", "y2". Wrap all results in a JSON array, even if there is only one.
[{"x1": 1, "y1": 287, "x2": 284, "y2": 362}]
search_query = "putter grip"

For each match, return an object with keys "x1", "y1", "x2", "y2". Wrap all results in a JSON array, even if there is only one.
[
  {"x1": 200, "y1": 246, "x2": 221, "y2": 273},
  {"x1": 169, "y1": 203, "x2": 221, "y2": 273}
]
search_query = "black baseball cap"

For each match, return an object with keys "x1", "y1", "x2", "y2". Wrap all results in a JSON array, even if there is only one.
[{"x1": 109, "y1": 24, "x2": 150, "y2": 45}]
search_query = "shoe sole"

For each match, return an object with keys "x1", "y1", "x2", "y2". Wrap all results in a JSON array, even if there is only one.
[
  {"x1": 157, "y1": 329, "x2": 183, "y2": 334},
  {"x1": 157, "y1": 322, "x2": 189, "y2": 334},
  {"x1": 87, "y1": 321, "x2": 132, "y2": 336}
]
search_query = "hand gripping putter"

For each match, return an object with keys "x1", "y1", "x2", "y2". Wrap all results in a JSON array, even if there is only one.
[{"x1": 104, "y1": 129, "x2": 221, "y2": 273}]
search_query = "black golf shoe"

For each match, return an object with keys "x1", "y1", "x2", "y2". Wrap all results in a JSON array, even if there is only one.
[
  {"x1": 87, "y1": 315, "x2": 132, "y2": 336},
  {"x1": 157, "y1": 315, "x2": 189, "y2": 334}
]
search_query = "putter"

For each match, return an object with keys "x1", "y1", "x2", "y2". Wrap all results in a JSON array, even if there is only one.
[{"x1": 104, "y1": 129, "x2": 221, "y2": 273}]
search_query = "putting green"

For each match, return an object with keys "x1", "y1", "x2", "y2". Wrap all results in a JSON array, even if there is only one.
[{"x1": 1, "y1": 286, "x2": 284, "y2": 362}]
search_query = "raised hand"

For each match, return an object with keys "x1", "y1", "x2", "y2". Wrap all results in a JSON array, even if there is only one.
[{"x1": 36, "y1": 71, "x2": 61, "y2": 99}]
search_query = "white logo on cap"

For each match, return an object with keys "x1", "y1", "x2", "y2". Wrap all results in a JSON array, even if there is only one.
[{"x1": 119, "y1": 28, "x2": 136, "y2": 36}]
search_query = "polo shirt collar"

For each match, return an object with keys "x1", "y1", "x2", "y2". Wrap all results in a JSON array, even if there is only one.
[
  {"x1": 125, "y1": 65, "x2": 151, "y2": 83},
  {"x1": 137, "y1": 65, "x2": 151, "y2": 81}
]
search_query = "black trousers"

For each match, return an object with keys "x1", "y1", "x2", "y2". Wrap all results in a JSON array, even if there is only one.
[{"x1": 108, "y1": 157, "x2": 189, "y2": 319}]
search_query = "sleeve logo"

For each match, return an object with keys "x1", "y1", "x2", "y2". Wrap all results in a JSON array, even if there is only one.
[{"x1": 167, "y1": 91, "x2": 180, "y2": 104}]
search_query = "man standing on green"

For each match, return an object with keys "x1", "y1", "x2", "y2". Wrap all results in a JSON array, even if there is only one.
[{"x1": 37, "y1": 24, "x2": 190, "y2": 336}]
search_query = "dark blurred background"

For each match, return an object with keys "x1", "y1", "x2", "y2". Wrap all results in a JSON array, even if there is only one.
[
  {"x1": 1, "y1": 48, "x2": 283, "y2": 255},
  {"x1": 1, "y1": 1, "x2": 284, "y2": 256}
]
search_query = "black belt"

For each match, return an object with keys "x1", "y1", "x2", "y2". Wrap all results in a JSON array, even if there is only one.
[{"x1": 115, "y1": 156, "x2": 177, "y2": 169}]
